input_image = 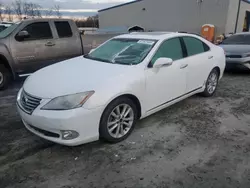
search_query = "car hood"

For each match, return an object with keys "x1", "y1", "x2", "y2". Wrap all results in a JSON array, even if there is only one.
[
  {"x1": 219, "y1": 44, "x2": 250, "y2": 54},
  {"x1": 24, "y1": 56, "x2": 135, "y2": 99}
]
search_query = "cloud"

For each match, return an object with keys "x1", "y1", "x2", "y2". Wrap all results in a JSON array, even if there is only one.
[
  {"x1": 41, "y1": 8, "x2": 97, "y2": 12},
  {"x1": 0, "y1": 0, "x2": 133, "y2": 17},
  {"x1": 60, "y1": 9, "x2": 97, "y2": 12},
  {"x1": 54, "y1": 0, "x2": 67, "y2": 2},
  {"x1": 1, "y1": 0, "x2": 134, "y2": 9},
  {"x1": 83, "y1": 0, "x2": 133, "y2": 3}
]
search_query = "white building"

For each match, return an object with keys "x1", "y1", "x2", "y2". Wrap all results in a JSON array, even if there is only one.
[{"x1": 98, "y1": 0, "x2": 250, "y2": 35}]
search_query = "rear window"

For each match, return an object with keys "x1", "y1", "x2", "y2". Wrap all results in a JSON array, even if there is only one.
[
  {"x1": 203, "y1": 43, "x2": 210, "y2": 52},
  {"x1": 55, "y1": 21, "x2": 73, "y2": 38},
  {"x1": 183, "y1": 37, "x2": 206, "y2": 56}
]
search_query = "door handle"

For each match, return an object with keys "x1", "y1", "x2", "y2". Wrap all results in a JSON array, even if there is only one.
[
  {"x1": 180, "y1": 64, "x2": 188, "y2": 69},
  {"x1": 45, "y1": 42, "x2": 55, "y2": 47},
  {"x1": 208, "y1": 55, "x2": 213, "y2": 59}
]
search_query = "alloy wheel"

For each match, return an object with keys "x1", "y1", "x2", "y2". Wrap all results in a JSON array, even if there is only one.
[
  {"x1": 0, "y1": 71, "x2": 3, "y2": 85},
  {"x1": 207, "y1": 72, "x2": 218, "y2": 94},
  {"x1": 107, "y1": 104, "x2": 134, "y2": 138}
]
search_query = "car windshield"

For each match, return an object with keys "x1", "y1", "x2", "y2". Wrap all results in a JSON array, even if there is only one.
[
  {"x1": 85, "y1": 38, "x2": 157, "y2": 65},
  {"x1": 0, "y1": 22, "x2": 20, "y2": 38},
  {"x1": 221, "y1": 34, "x2": 250, "y2": 45},
  {"x1": 0, "y1": 26, "x2": 7, "y2": 32}
]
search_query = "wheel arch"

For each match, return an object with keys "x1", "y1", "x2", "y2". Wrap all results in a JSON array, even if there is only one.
[
  {"x1": 0, "y1": 54, "x2": 15, "y2": 79},
  {"x1": 102, "y1": 93, "x2": 142, "y2": 120},
  {"x1": 213, "y1": 66, "x2": 221, "y2": 78},
  {"x1": 120, "y1": 94, "x2": 142, "y2": 119}
]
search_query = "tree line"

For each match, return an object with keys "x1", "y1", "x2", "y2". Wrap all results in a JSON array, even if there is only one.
[
  {"x1": 0, "y1": 0, "x2": 99, "y2": 28},
  {"x1": 0, "y1": 0, "x2": 62, "y2": 21},
  {"x1": 75, "y1": 15, "x2": 99, "y2": 28}
]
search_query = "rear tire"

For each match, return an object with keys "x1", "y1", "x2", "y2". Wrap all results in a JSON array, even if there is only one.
[
  {"x1": 201, "y1": 69, "x2": 219, "y2": 97},
  {"x1": 0, "y1": 64, "x2": 11, "y2": 90},
  {"x1": 99, "y1": 97, "x2": 138, "y2": 143}
]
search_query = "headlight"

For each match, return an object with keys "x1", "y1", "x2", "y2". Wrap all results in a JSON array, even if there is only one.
[
  {"x1": 243, "y1": 53, "x2": 250, "y2": 57},
  {"x1": 41, "y1": 91, "x2": 94, "y2": 110},
  {"x1": 17, "y1": 88, "x2": 23, "y2": 102}
]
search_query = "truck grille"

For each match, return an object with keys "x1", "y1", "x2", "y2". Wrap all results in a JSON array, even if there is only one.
[{"x1": 20, "y1": 90, "x2": 41, "y2": 114}]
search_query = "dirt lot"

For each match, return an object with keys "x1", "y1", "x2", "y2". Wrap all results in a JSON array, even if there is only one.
[{"x1": 1, "y1": 71, "x2": 250, "y2": 188}]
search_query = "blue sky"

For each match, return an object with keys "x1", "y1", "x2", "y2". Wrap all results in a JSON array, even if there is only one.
[{"x1": 2, "y1": 0, "x2": 134, "y2": 17}]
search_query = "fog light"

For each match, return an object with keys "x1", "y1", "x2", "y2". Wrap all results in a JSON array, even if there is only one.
[{"x1": 61, "y1": 130, "x2": 79, "y2": 140}]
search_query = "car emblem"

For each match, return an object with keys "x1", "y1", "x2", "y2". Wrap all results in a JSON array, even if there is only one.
[{"x1": 24, "y1": 96, "x2": 28, "y2": 103}]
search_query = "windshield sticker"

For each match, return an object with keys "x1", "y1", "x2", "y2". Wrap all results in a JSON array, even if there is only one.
[{"x1": 137, "y1": 40, "x2": 155, "y2": 45}]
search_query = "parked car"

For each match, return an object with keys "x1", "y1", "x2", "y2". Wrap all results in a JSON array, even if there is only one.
[
  {"x1": 0, "y1": 18, "x2": 84, "y2": 90},
  {"x1": 220, "y1": 32, "x2": 250, "y2": 70},
  {"x1": 17, "y1": 32, "x2": 225, "y2": 146},
  {"x1": 0, "y1": 22, "x2": 13, "y2": 32}
]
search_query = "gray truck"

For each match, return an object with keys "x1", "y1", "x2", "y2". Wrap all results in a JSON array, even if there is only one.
[{"x1": 0, "y1": 18, "x2": 84, "y2": 90}]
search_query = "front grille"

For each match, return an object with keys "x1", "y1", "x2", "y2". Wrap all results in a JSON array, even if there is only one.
[
  {"x1": 226, "y1": 55, "x2": 242, "y2": 58},
  {"x1": 20, "y1": 90, "x2": 41, "y2": 114},
  {"x1": 29, "y1": 125, "x2": 60, "y2": 138}
]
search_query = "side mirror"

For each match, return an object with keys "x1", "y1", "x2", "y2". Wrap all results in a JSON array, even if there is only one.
[
  {"x1": 80, "y1": 30, "x2": 84, "y2": 35},
  {"x1": 153, "y1": 57, "x2": 173, "y2": 68},
  {"x1": 16, "y1": 30, "x2": 30, "y2": 41}
]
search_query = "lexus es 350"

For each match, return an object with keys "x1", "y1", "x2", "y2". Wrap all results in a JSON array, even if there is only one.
[{"x1": 17, "y1": 32, "x2": 225, "y2": 146}]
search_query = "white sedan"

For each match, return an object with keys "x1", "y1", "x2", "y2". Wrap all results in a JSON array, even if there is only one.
[{"x1": 17, "y1": 32, "x2": 225, "y2": 146}]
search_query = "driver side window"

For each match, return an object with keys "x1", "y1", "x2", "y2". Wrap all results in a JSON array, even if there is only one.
[
  {"x1": 16, "y1": 22, "x2": 53, "y2": 42},
  {"x1": 151, "y1": 37, "x2": 183, "y2": 66}
]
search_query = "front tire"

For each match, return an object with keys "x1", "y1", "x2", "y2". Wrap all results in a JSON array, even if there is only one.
[
  {"x1": 99, "y1": 97, "x2": 138, "y2": 143},
  {"x1": 201, "y1": 69, "x2": 219, "y2": 97},
  {"x1": 0, "y1": 64, "x2": 11, "y2": 90}
]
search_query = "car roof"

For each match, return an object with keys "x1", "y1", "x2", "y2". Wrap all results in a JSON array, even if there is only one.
[
  {"x1": 21, "y1": 18, "x2": 73, "y2": 23},
  {"x1": 114, "y1": 32, "x2": 201, "y2": 40},
  {"x1": 0, "y1": 23, "x2": 12, "y2": 26},
  {"x1": 1, "y1": 21, "x2": 13, "y2": 24}
]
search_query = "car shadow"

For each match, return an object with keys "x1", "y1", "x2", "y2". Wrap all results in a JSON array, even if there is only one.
[{"x1": 225, "y1": 68, "x2": 250, "y2": 76}]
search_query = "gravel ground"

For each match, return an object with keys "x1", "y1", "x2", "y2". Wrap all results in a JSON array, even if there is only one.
[{"x1": 1, "y1": 71, "x2": 250, "y2": 188}]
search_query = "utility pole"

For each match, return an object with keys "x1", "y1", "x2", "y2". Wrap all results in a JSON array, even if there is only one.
[{"x1": 235, "y1": 0, "x2": 241, "y2": 33}]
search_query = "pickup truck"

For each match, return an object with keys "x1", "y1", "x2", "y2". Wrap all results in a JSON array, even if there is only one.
[
  {"x1": 0, "y1": 18, "x2": 84, "y2": 90},
  {"x1": 0, "y1": 21, "x2": 13, "y2": 32}
]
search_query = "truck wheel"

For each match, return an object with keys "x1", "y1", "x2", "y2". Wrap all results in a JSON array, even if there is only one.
[{"x1": 0, "y1": 64, "x2": 11, "y2": 90}]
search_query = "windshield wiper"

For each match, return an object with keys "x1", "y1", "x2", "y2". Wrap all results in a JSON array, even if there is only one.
[
  {"x1": 84, "y1": 55, "x2": 134, "y2": 65},
  {"x1": 84, "y1": 55, "x2": 113, "y2": 63},
  {"x1": 112, "y1": 60, "x2": 134, "y2": 65}
]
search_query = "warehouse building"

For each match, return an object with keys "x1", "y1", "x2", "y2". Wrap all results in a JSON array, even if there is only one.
[{"x1": 98, "y1": 0, "x2": 250, "y2": 35}]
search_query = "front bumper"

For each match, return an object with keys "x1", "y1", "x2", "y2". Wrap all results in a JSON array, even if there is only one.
[
  {"x1": 17, "y1": 103, "x2": 103, "y2": 146},
  {"x1": 226, "y1": 57, "x2": 250, "y2": 70}
]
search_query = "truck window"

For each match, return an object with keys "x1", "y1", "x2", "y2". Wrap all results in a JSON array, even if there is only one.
[
  {"x1": 17, "y1": 22, "x2": 52, "y2": 41},
  {"x1": 54, "y1": 21, "x2": 73, "y2": 38}
]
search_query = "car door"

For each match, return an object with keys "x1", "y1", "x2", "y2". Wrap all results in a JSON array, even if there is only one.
[
  {"x1": 10, "y1": 21, "x2": 57, "y2": 73},
  {"x1": 145, "y1": 37, "x2": 187, "y2": 112},
  {"x1": 181, "y1": 36, "x2": 212, "y2": 93},
  {"x1": 52, "y1": 21, "x2": 82, "y2": 62}
]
